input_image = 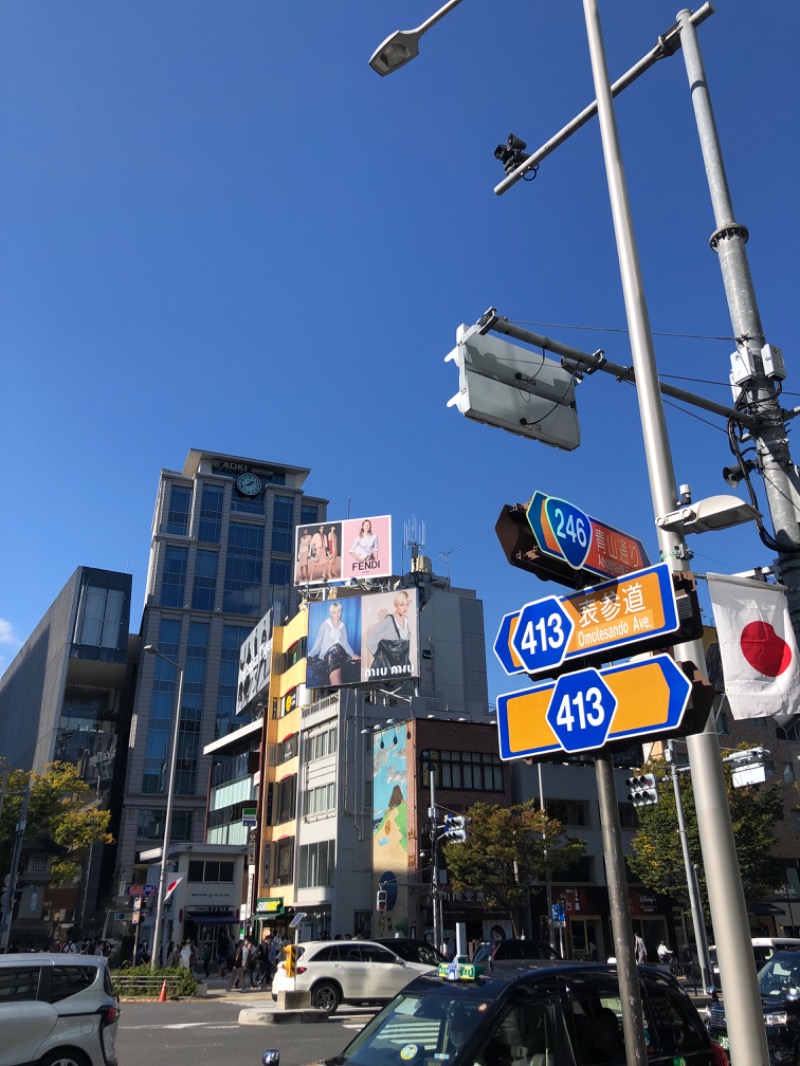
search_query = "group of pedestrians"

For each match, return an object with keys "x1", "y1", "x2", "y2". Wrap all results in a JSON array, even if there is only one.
[{"x1": 226, "y1": 933, "x2": 281, "y2": 990}]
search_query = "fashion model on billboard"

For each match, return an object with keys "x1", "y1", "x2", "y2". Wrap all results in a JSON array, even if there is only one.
[
  {"x1": 349, "y1": 519, "x2": 379, "y2": 563},
  {"x1": 296, "y1": 528, "x2": 313, "y2": 584},
  {"x1": 308, "y1": 525, "x2": 328, "y2": 582},
  {"x1": 307, "y1": 601, "x2": 360, "y2": 686},
  {"x1": 325, "y1": 525, "x2": 341, "y2": 581},
  {"x1": 365, "y1": 590, "x2": 412, "y2": 680}
]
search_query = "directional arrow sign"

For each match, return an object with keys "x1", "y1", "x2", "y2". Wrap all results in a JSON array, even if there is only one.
[
  {"x1": 496, "y1": 653, "x2": 692, "y2": 760},
  {"x1": 495, "y1": 563, "x2": 680, "y2": 676},
  {"x1": 511, "y1": 596, "x2": 575, "y2": 673},
  {"x1": 526, "y1": 490, "x2": 649, "y2": 581},
  {"x1": 493, "y1": 611, "x2": 527, "y2": 675}
]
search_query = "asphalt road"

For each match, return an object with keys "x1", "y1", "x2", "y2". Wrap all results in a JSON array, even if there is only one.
[{"x1": 116, "y1": 997, "x2": 374, "y2": 1066}]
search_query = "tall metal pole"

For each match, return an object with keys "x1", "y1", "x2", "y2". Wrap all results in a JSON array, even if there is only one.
[
  {"x1": 536, "y1": 763, "x2": 556, "y2": 952},
  {"x1": 145, "y1": 647, "x2": 185, "y2": 972},
  {"x1": 595, "y1": 754, "x2": 648, "y2": 1066},
  {"x1": 582, "y1": 2, "x2": 769, "y2": 1061},
  {"x1": 676, "y1": 10, "x2": 800, "y2": 635},
  {"x1": 666, "y1": 743, "x2": 711, "y2": 989},
  {"x1": 429, "y1": 765, "x2": 442, "y2": 953}
]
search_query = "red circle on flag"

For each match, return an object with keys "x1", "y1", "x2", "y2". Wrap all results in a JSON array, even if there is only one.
[{"x1": 740, "y1": 621, "x2": 793, "y2": 677}]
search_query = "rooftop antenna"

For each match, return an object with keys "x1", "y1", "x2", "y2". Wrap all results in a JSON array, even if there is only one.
[
  {"x1": 403, "y1": 515, "x2": 426, "y2": 572},
  {"x1": 437, "y1": 547, "x2": 463, "y2": 582}
]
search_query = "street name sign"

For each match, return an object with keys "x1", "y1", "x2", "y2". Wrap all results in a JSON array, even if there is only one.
[
  {"x1": 495, "y1": 562, "x2": 680, "y2": 676},
  {"x1": 526, "y1": 490, "x2": 649, "y2": 581},
  {"x1": 496, "y1": 653, "x2": 692, "y2": 760}
]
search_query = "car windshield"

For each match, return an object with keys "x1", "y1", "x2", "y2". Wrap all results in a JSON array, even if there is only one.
[
  {"x1": 758, "y1": 953, "x2": 800, "y2": 998},
  {"x1": 334, "y1": 989, "x2": 484, "y2": 1064}
]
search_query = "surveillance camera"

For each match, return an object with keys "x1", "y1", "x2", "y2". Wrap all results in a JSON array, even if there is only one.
[
  {"x1": 507, "y1": 133, "x2": 527, "y2": 152},
  {"x1": 494, "y1": 133, "x2": 531, "y2": 175}
]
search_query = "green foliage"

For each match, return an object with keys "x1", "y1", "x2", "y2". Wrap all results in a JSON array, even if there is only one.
[
  {"x1": 112, "y1": 966, "x2": 198, "y2": 998},
  {"x1": 627, "y1": 748, "x2": 784, "y2": 916},
  {"x1": 0, "y1": 761, "x2": 113, "y2": 886},
  {"x1": 442, "y1": 800, "x2": 586, "y2": 936}
]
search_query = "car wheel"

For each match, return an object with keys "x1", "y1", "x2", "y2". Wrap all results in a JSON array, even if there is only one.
[
  {"x1": 38, "y1": 1050, "x2": 91, "y2": 1066},
  {"x1": 311, "y1": 981, "x2": 341, "y2": 1014}
]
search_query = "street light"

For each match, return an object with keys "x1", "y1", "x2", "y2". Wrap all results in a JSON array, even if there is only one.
[
  {"x1": 368, "y1": 0, "x2": 465, "y2": 76},
  {"x1": 143, "y1": 643, "x2": 185, "y2": 972},
  {"x1": 369, "y1": 3, "x2": 769, "y2": 1061}
]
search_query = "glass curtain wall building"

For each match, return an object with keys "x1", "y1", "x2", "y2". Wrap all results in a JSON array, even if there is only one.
[{"x1": 115, "y1": 449, "x2": 326, "y2": 889}]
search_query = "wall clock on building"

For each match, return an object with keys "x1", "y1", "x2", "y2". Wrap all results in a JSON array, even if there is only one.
[{"x1": 236, "y1": 473, "x2": 263, "y2": 497}]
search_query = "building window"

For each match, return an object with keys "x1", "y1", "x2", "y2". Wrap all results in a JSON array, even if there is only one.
[
  {"x1": 272, "y1": 495, "x2": 294, "y2": 553},
  {"x1": 270, "y1": 557, "x2": 291, "y2": 587},
  {"x1": 299, "y1": 840, "x2": 334, "y2": 888},
  {"x1": 275, "y1": 774, "x2": 297, "y2": 824},
  {"x1": 142, "y1": 622, "x2": 182, "y2": 794},
  {"x1": 618, "y1": 803, "x2": 638, "y2": 830},
  {"x1": 274, "y1": 838, "x2": 294, "y2": 886},
  {"x1": 716, "y1": 711, "x2": 730, "y2": 736},
  {"x1": 191, "y1": 550, "x2": 218, "y2": 611},
  {"x1": 215, "y1": 624, "x2": 252, "y2": 739},
  {"x1": 301, "y1": 502, "x2": 319, "y2": 527},
  {"x1": 777, "y1": 722, "x2": 800, "y2": 743},
  {"x1": 187, "y1": 860, "x2": 235, "y2": 882},
  {"x1": 307, "y1": 726, "x2": 337, "y2": 761},
  {"x1": 74, "y1": 584, "x2": 126, "y2": 650},
  {"x1": 160, "y1": 546, "x2": 189, "y2": 608},
  {"x1": 223, "y1": 523, "x2": 264, "y2": 616},
  {"x1": 303, "y1": 782, "x2": 336, "y2": 817},
  {"x1": 554, "y1": 855, "x2": 594, "y2": 884},
  {"x1": 137, "y1": 809, "x2": 193, "y2": 841},
  {"x1": 547, "y1": 800, "x2": 591, "y2": 828},
  {"x1": 232, "y1": 489, "x2": 264, "y2": 515},
  {"x1": 198, "y1": 485, "x2": 224, "y2": 544},
  {"x1": 166, "y1": 485, "x2": 192, "y2": 535},
  {"x1": 421, "y1": 750, "x2": 504, "y2": 792}
]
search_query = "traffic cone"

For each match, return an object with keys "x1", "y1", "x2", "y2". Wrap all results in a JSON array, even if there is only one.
[{"x1": 158, "y1": 979, "x2": 168, "y2": 1003}]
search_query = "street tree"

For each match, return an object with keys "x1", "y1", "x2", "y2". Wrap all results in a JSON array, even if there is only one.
[
  {"x1": 627, "y1": 749, "x2": 784, "y2": 916},
  {"x1": 442, "y1": 800, "x2": 586, "y2": 937},
  {"x1": 0, "y1": 761, "x2": 113, "y2": 886}
]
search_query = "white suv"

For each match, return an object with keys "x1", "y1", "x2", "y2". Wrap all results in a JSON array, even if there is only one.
[
  {"x1": 271, "y1": 939, "x2": 436, "y2": 1014},
  {"x1": 0, "y1": 953, "x2": 120, "y2": 1066}
]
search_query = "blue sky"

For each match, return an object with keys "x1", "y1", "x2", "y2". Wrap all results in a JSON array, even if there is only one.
[{"x1": 1, "y1": 1, "x2": 798, "y2": 706}]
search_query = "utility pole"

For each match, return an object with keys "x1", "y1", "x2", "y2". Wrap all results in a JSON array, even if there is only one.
[
  {"x1": 428, "y1": 764, "x2": 443, "y2": 954},
  {"x1": 0, "y1": 783, "x2": 30, "y2": 952},
  {"x1": 676, "y1": 12, "x2": 800, "y2": 636}
]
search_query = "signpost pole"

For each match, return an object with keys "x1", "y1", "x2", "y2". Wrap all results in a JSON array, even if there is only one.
[
  {"x1": 582, "y1": 3, "x2": 768, "y2": 1060},
  {"x1": 595, "y1": 752, "x2": 648, "y2": 1066}
]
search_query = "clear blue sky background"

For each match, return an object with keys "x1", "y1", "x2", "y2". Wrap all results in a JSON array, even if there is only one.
[{"x1": 1, "y1": 1, "x2": 798, "y2": 708}]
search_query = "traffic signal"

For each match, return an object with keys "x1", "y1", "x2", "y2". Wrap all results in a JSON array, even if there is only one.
[
  {"x1": 626, "y1": 773, "x2": 659, "y2": 807},
  {"x1": 376, "y1": 889, "x2": 388, "y2": 912},
  {"x1": 282, "y1": 944, "x2": 297, "y2": 978},
  {"x1": 444, "y1": 815, "x2": 469, "y2": 842}
]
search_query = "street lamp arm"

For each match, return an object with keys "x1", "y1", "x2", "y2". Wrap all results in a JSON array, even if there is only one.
[{"x1": 369, "y1": 0, "x2": 465, "y2": 76}]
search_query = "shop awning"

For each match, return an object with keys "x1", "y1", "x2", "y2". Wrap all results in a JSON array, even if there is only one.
[{"x1": 184, "y1": 910, "x2": 237, "y2": 926}]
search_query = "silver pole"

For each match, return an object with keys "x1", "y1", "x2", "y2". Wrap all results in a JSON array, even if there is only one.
[
  {"x1": 667, "y1": 745, "x2": 711, "y2": 989},
  {"x1": 581, "y1": 2, "x2": 769, "y2": 1062},
  {"x1": 536, "y1": 763, "x2": 556, "y2": 952},
  {"x1": 429, "y1": 765, "x2": 442, "y2": 953},
  {"x1": 675, "y1": 9, "x2": 800, "y2": 636},
  {"x1": 148, "y1": 650, "x2": 185, "y2": 972},
  {"x1": 595, "y1": 754, "x2": 648, "y2": 1066}
]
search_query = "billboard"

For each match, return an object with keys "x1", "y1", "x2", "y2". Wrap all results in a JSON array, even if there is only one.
[
  {"x1": 294, "y1": 515, "x2": 393, "y2": 586},
  {"x1": 236, "y1": 608, "x2": 273, "y2": 715},
  {"x1": 305, "y1": 588, "x2": 419, "y2": 689}
]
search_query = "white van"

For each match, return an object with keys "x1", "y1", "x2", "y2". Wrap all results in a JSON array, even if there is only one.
[{"x1": 708, "y1": 936, "x2": 800, "y2": 986}]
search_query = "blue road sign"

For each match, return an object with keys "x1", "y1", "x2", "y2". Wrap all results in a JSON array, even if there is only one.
[
  {"x1": 496, "y1": 653, "x2": 692, "y2": 760},
  {"x1": 546, "y1": 668, "x2": 617, "y2": 753},
  {"x1": 493, "y1": 611, "x2": 527, "y2": 675},
  {"x1": 544, "y1": 496, "x2": 591, "y2": 569},
  {"x1": 511, "y1": 596, "x2": 575, "y2": 673}
]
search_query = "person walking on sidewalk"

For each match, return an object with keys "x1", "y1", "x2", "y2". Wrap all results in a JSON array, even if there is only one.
[{"x1": 228, "y1": 939, "x2": 245, "y2": 990}]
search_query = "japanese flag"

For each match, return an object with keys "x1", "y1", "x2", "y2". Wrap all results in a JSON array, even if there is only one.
[
  {"x1": 164, "y1": 876, "x2": 183, "y2": 902},
  {"x1": 707, "y1": 573, "x2": 800, "y2": 721}
]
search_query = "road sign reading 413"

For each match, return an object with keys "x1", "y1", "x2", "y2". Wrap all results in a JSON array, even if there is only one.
[{"x1": 494, "y1": 562, "x2": 680, "y2": 677}]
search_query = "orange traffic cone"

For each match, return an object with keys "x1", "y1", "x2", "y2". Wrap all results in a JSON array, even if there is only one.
[{"x1": 158, "y1": 979, "x2": 168, "y2": 1003}]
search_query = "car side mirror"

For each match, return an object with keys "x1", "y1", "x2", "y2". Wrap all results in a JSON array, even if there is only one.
[{"x1": 263, "y1": 1051, "x2": 280, "y2": 1066}]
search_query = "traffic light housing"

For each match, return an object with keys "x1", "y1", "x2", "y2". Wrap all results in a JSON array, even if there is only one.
[
  {"x1": 376, "y1": 889, "x2": 388, "y2": 912},
  {"x1": 626, "y1": 773, "x2": 659, "y2": 807},
  {"x1": 282, "y1": 944, "x2": 297, "y2": 978},
  {"x1": 444, "y1": 815, "x2": 469, "y2": 842}
]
